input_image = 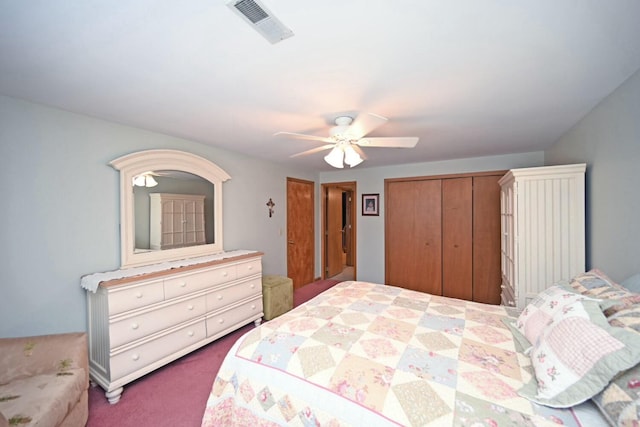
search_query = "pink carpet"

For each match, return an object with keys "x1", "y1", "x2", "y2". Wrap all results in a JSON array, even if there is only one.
[{"x1": 87, "y1": 279, "x2": 341, "y2": 427}]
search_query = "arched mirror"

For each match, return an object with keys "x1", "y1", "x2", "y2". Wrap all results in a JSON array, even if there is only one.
[{"x1": 111, "y1": 149, "x2": 231, "y2": 268}]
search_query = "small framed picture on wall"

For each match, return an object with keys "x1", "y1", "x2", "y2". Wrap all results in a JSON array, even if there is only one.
[{"x1": 362, "y1": 193, "x2": 379, "y2": 216}]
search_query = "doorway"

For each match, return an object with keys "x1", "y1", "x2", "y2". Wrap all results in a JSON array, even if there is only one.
[{"x1": 321, "y1": 182, "x2": 356, "y2": 281}]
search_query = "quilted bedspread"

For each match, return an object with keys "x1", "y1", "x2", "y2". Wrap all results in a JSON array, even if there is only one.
[{"x1": 201, "y1": 281, "x2": 582, "y2": 426}]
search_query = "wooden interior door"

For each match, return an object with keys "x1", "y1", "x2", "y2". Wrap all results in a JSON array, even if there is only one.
[
  {"x1": 472, "y1": 174, "x2": 503, "y2": 304},
  {"x1": 385, "y1": 179, "x2": 442, "y2": 294},
  {"x1": 287, "y1": 178, "x2": 314, "y2": 289},
  {"x1": 326, "y1": 186, "x2": 344, "y2": 277},
  {"x1": 442, "y1": 177, "x2": 473, "y2": 300},
  {"x1": 344, "y1": 190, "x2": 354, "y2": 266}
]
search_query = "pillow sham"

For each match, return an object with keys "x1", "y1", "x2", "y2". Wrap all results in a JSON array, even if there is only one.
[
  {"x1": 502, "y1": 317, "x2": 532, "y2": 352},
  {"x1": 515, "y1": 284, "x2": 599, "y2": 349},
  {"x1": 568, "y1": 268, "x2": 621, "y2": 295},
  {"x1": 519, "y1": 299, "x2": 640, "y2": 408},
  {"x1": 592, "y1": 363, "x2": 640, "y2": 426},
  {"x1": 609, "y1": 303, "x2": 640, "y2": 334},
  {"x1": 568, "y1": 269, "x2": 640, "y2": 317},
  {"x1": 596, "y1": 303, "x2": 640, "y2": 424}
]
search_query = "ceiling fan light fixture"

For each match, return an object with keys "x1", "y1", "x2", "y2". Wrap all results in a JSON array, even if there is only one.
[
  {"x1": 145, "y1": 175, "x2": 158, "y2": 187},
  {"x1": 133, "y1": 173, "x2": 158, "y2": 187},
  {"x1": 324, "y1": 146, "x2": 344, "y2": 168},
  {"x1": 344, "y1": 145, "x2": 363, "y2": 167},
  {"x1": 278, "y1": 112, "x2": 417, "y2": 168}
]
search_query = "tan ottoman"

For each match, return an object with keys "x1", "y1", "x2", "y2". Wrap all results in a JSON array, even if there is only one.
[{"x1": 262, "y1": 275, "x2": 293, "y2": 320}]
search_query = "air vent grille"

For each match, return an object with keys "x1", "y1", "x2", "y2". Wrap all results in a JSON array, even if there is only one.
[
  {"x1": 227, "y1": 0, "x2": 294, "y2": 44},
  {"x1": 234, "y1": 0, "x2": 268, "y2": 24}
]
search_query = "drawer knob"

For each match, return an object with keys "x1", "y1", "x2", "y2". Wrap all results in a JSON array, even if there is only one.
[
  {"x1": 251, "y1": 304, "x2": 256, "y2": 310},
  {"x1": 187, "y1": 331, "x2": 194, "y2": 337},
  {"x1": 222, "y1": 272, "x2": 228, "y2": 277},
  {"x1": 248, "y1": 265, "x2": 253, "y2": 270},
  {"x1": 135, "y1": 292, "x2": 143, "y2": 299},
  {"x1": 218, "y1": 319, "x2": 224, "y2": 324},
  {"x1": 180, "y1": 282, "x2": 186, "y2": 288},
  {"x1": 250, "y1": 284, "x2": 255, "y2": 289},
  {"x1": 132, "y1": 354, "x2": 140, "y2": 361},
  {"x1": 187, "y1": 305, "x2": 194, "y2": 311},
  {"x1": 217, "y1": 295, "x2": 223, "y2": 301},
  {"x1": 131, "y1": 323, "x2": 139, "y2": 330}
]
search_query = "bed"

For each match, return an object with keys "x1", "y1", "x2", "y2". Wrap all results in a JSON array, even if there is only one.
[{"x1": 202, "y1": 275, "x2": 640, "y2": 426}]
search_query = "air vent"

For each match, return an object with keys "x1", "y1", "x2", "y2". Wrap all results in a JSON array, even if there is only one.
[{"x1": 227, "y1": 0, "x2": 294, "y2": 44}]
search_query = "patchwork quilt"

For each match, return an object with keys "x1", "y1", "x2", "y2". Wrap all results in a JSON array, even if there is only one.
[{"x1": 201, "y1": 281, "x2": 582, "y2": 426}]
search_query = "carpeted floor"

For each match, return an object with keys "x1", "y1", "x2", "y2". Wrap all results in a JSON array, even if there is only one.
[{"x1": 86, "y1": 279, "x2": 341, "y2": 427}]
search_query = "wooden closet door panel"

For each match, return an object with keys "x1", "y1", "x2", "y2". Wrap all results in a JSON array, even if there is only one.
[
  {"x1": 473, "y1": 175, "x2": 502, "y2": 304},
  {"x1": 385, "y1": 180, "x2": 442, "y2": 294},
  {"x1": 442, "y1": 177, "x2": 473, "y2": 300}
]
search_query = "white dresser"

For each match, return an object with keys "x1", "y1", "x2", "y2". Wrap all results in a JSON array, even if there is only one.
[
  {"x1": 86, "y1": 252, "x2": 263, "y2": 403},
  {"x1": 149, "y1": 193, "x2": 206, "y2": 250},
  {"x1": 499, "y1": 164, "x2": 586, "y2": 311}
]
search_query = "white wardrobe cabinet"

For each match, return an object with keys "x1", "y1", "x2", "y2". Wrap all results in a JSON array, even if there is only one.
[
  {"x1": 149, "y1": 193, "x2": 206, "y2": 250},
  {"x1": 499, "y1": 164, "x2": 586, "y2": 311}
]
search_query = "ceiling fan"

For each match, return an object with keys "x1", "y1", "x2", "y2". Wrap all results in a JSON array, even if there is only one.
[{"x1": 274, "y1": 113, "x2": 419, "y2": 168}]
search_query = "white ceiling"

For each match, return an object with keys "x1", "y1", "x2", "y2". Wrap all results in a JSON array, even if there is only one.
[{"x1": 2, "y1": 1, "x2": 640, "y2": 172}]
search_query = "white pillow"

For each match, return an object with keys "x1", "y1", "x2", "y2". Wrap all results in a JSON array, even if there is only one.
[{"x1": 621, "y1": 273, "x2": 640, "y2": 293}]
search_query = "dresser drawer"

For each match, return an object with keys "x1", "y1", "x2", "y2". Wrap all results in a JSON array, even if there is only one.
[
  {"x1": 109, "y1": 280, "x2": 164, "y2": 315},
  {"x1": 110, "y1": 295, "x2": 206, "y2": 348},
  {"x1": 236, "y1": 258, "x2": 262, "y2": 279},
  {"x1": 110, "y1": 320, "x2": 206, "y2": 380},
  {"x1": 205, "y1": 277, "x2": 261, "y2": 312},
  {"x1": 206, "y1": 297, "x2": 263, "y2": 337},
  {"x1": 164, "y1": 265, "x2": 237, "y2": 299}
]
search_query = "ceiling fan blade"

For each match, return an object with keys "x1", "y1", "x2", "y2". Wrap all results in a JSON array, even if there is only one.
[
  {"x1": 356, "y1": 137, "x2": 419, "y2": 148},
  {"x1": 289, "y1": 144, "x2": 335, "y2": 158},
  {"x1": 274, "y1": 131, "x2": 332, "y2": 143},
  {"x1": 351, "y1": 144, "x2": 368, "y2": 160},
  {"x1": 348, "y1": 113, "x2": 388, "y2": 139}
]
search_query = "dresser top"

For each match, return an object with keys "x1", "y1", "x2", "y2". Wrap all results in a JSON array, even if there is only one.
[{"x1": 81, "y1": 250, "x2": 263, "y2": 292}]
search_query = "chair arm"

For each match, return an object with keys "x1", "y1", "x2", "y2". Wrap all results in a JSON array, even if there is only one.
[{"x1": 0, "y1": 332, "x2": 88, "y2": 385}]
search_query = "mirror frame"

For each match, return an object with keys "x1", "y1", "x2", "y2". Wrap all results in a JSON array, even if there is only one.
[{"x1": 110, "y1": 149, "x2": 231, "y2": 268}]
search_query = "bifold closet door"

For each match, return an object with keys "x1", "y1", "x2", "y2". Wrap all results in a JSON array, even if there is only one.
[
  {"x1": 472, "y1": 175, "x2": 502, "y2": 304},
  {"x1": 385, "y1": 179, "x2": 442, "y2": 295},
  {"x1": 442, "y1": 178, "x2": 473, "y2": 300}
]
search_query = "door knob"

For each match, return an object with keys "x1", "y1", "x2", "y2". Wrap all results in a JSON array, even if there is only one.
[{"x1": 288, "y1": 240, "x2": 294, "y2": 244}]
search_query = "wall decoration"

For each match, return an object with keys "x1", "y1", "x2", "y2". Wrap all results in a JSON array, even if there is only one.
[
  {"x1": 362, "y1": 193, "x2": 379, "y2": 216},
  {"x1": 266, "y1": 198, "x2": 275, "y2": 217}
]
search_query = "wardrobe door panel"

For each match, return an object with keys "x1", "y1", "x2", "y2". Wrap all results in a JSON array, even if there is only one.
[
  {"x1": 472, "y1": 175, "x2": 502, "y2": 304},
  {"x1": 442, "y1": 178, "x2": 473, "y2": 300},
  {"x1": 386, "y1": 180, "x2": 442, "y2": 295}
]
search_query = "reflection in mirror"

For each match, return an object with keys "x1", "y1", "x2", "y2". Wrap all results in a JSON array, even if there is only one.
[
  {"x1": 110, "y1": 149, "x2": 231, "y2": 268},
  {"x1": 133, "y1": 171, "x2": 215, "y2": 252}
]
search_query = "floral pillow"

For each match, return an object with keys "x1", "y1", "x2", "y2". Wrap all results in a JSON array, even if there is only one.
[
  {"x1": 568, "y1": 269, "x2": 640, "y2": 316},
  {"x1": 515, "y1": 284, "x2": 599, "y2": 350},
  {"x1": 519, "y1": 299, "x2": 640, "y2": 408}
]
